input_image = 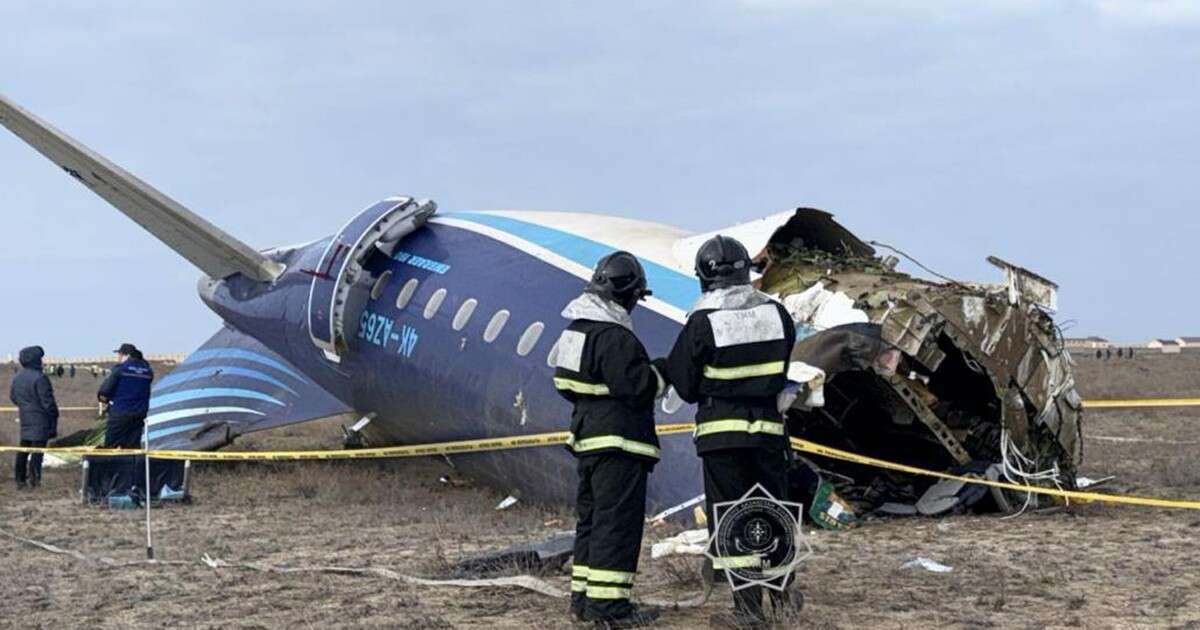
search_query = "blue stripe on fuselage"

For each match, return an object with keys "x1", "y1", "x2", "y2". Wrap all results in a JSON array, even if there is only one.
[
  {"x1": 150, "y1": 387, "x2": 287, "y2": 410},
  {"x1": 180, "y1": 348, "x2": 306, "y2": 382},
  {"x1": 445, "y1": 212, "x2": 699, "y2": 312},
  {"x1": 154, "y1": 366, "x2": 298, "y2": 395}
]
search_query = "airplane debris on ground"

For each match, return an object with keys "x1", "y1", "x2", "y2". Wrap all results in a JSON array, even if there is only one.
[
  {"x1": 901, "y1": 557, "x2": 954, "y2": 573},
  {"x1": 761, "y1": 209, "x2": 1084, "y2": 519}
]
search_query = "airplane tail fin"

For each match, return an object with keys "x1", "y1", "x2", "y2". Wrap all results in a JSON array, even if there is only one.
[
  {"x1": 0, "y1": 93, "x2": 283, "y2": 282},
  {"x1": 147, "y1": 327, "x2": 351, "y2": 449}
]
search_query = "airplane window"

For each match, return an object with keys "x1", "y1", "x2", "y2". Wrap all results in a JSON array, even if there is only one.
[
  {"x1": 396, "y1": 279, "x2": 419, "y2": 309},
  {"x1": 370, "y1": 270, "x2": 392, "y2": 300},
  {"x1": 516, "y1": 322, "x2": 545, "y2": 357},
  {"x1": 453, "y1": 298, "x2": 478, "y2": 331},
  {"x1": 546, "y1": 339, "x2": 560, "y2": 368},
  {"x1": 424, "y1": 288, "x2": 447, "y2": 320},
  {"x1": 483, "y1": 310, "x2": 511, "y2": 343}
]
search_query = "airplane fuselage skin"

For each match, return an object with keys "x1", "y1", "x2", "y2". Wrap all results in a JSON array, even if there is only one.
[{"x1": 200, "y1": 209, "x2": 705, "y2": 514}]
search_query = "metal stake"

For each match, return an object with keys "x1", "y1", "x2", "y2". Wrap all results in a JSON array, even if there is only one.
[{"x1": 143, "y1": 423, "x2": 154, "y2": 561}]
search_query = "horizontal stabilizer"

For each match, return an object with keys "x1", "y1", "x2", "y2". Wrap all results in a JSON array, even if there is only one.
[
  {"x1": 0, "y1": 93, "x2": 283, "y2": 281},
  {"x1": 147, "y1": 327, "x2": 351, "y2": 449}
]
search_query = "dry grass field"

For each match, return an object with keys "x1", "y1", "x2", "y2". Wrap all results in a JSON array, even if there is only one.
[{"x1": 2, "y1": 353, "x2": 1199, "y2": 629}]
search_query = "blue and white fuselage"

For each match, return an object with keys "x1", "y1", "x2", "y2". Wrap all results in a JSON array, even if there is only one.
[
  {"x1": 152, "y1": 206, "x2": 739, "y2": 514},
  {"x1": 0, "y1": 94, "x2": 786, "y2": 516}
]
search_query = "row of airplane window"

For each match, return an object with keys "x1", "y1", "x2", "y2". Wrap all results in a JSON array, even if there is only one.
[{"x1": 390, "y1": 276, "x2": 551, "y2": 360}]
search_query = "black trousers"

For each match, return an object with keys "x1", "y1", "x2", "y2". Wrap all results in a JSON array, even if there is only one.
[
  {"x1": 105, "y1": 412, "x2": 147, "y2": 448},
  {"x1": 15, "y1": 439, "x2": 47, "y2": 486},
  {"x1": 572, "y1": 453, "x2": 649, "y2": 620},
  {"x1": 703, "y1": 447, "x2": 790, "y2": 620}
]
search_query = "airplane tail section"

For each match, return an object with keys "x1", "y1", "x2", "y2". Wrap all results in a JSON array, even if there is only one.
[
  {"x1": 147, "y1": 327, "x2": 351, "y2": 449},
  {"x1": 0, "y1": 93, "x2": 283, "y2": 282}
]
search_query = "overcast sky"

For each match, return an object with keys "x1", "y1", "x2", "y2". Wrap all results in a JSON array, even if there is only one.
[{"x1": 2, "y1": 1, "x2": 1197, "y2": 356}]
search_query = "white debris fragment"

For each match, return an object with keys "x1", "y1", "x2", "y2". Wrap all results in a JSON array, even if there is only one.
[
  {"x1": 495, "y1": 495, "x2": 519, "y2": 511},
  {"x1": 647, "y1": 493, "x2": 705, "y2": 523},
  {"x1": 901, "y1": 557, "x2": 953, "y2": 573},
  {"x1": 782, "y1": 282, "x2": 869, "y2": 331},
  {"x1": 1076, "y1": 475, "x2": 1116, "y2": 489},
  {"x1": 41, "y1": 454, "x2": 72, "y2": 469},
  {"x1": 513, "y1": 390, "x2": 529, "y2": 426},
  {"x1": 661, "y1": 386, "x2": 685, "y2": 414},
  {"x1": 962, "y1": 296, "x2": 985, "y2": 327},
  {"x1": 651, "y1": 529, "x2": 709, "y2": 559},
  {"x1": 786, "y1": 361, "x2": 826, "y2": 408}
]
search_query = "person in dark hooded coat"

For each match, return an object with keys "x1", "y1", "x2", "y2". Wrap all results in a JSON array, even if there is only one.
[{"x1": 9, "y1": 346, "x2": 59, "y2": 488}]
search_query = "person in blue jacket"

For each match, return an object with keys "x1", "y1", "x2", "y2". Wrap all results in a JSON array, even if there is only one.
[
  {"x1": 9, "y1": 346, "x2": 59, "y2": 489},
  {"x1": 97, "y1": 343, "x2": 154, "y2": 448}
]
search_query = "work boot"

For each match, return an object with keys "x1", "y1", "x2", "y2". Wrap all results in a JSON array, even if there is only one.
[
  {"x1": 594, "y1": 604, "x2": 660, "y2": 628},
  {"x1": 769, "y1": 589, "x2": 804, "y2": 622},
  {"x1": 570, "y1": 599, "x2": 591, "y2": 624},
  {"x1": 709, "y1": 610, "x2": 769, "y2": 629}
]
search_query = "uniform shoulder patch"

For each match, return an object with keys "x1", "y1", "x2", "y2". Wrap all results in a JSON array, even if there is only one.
[
  {"x1": 707, "y1": 304, "x2": 786, "y2": 348},
  {"x1": 555, "y1": 329, "x2": 588, "y2": 372}
]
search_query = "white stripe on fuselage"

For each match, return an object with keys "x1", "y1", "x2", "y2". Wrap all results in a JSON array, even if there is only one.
[
  {"x1": 476, "y1": 210, "x2": 693, "y2": 274},
  {"x1": 432, "y1": 216, "x2": 689, "y2": 323}
]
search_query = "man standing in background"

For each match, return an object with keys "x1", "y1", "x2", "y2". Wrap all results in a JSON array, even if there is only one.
[
  {"x1": 98, "y1": 343, "x2": 154, "y2": 448},
  {"x1": 9, "y1": 346, "x2": 59, "y2": 489}
]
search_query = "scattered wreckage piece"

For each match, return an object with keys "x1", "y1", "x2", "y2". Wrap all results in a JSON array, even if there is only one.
[
  {"x1": 452, "y1": 531, "x2": 575, "y2": 578},
  {"x1": 758, "y1": 209, "x2": 1084, "y2": 517}
]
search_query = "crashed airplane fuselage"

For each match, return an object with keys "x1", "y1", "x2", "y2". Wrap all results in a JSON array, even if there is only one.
[{"x1": 0, "y1": 94, "x2": 1081, "y2": 525}]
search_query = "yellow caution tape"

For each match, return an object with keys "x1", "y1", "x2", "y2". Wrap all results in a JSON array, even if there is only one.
[
  {"x1": 1, "y1": 420, "x2": 1199, "y2": 510},
  {"x1": 0, "y1": 425, "x2": 693, "y2": 462},
  {"x1": 788, "y1": 437, "x2": 1200, "y2": 510},
  {"x1": 0, "y1": 434, "x2": 573, "y2": 461},
  {"x1": 0, "y1": 406, "x2": 98, "y2": 412},
  {"x1": 1082, "y1": 398, "x2": 1200, "y2": 409},
  {"x1": 5, "y1": 398, "x2": 1199, "y2": 415}
]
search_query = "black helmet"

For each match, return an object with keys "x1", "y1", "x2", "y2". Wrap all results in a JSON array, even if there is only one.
[
  {"x1": 586, "y1": 251, "x2": 652, "y2": 313},
  {"x1": 695, "y1": 235, "x2": 751, "y2": 291}
]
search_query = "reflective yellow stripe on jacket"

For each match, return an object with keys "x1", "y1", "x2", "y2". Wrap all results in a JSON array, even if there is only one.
[
  {"x1": 703, "y1": 361, "x2": 787, "y2": 380},
  {"x1": 567, "y1": 434, "x2": 661, "y2": 459},
  {"x1": 553, "y1": 377, "x2": 611, "y2": 396},
  {"x1": 712, "y1": 555, "x2": 762, "y2": 570},
  {"x1": 694, "y1": 419, "x2": 786, "y2": 438}
]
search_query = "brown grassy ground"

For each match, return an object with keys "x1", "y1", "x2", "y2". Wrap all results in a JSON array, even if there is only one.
[{"x1": 2, "y1": 356, "x2": 1200, "y2": 628}]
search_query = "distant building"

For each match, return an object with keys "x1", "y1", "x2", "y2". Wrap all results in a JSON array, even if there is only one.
[
  {"x1": 1175, "y1": 337, "x2": 1200, "y2": 349},
  {"x1": 1064, "y1": 336, "x2": 1111, "y2": 349},
  {"x1": 1147, "y1": 339, "x2": 1182, "y2": 353}
]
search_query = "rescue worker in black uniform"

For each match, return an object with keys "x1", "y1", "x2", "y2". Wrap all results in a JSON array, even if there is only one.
[
  {"x1": 554, "y1": 252, "x2": 664, "y2": 628},
  {"x1": 657, "y1": 235, "x2": 799, "y2": 629}
]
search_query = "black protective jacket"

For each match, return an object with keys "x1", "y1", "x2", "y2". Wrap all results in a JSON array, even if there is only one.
[
  {"x1": 9, "y1": 346, "x2": 59, "y2": 442},
  {"x1": 553, "y1": 315, "x2": 662, "y2": 465},
  {"x1": 659, "y1": 294, "x2": 795, "y2": 454}
]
